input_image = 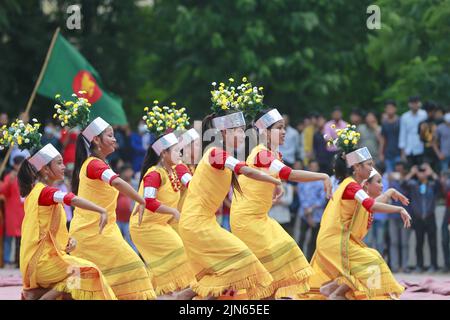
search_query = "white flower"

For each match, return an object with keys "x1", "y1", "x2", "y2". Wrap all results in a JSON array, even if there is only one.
[
  {"x1": 25, "y1": 138, "x2": 30, "y2": 143},
  {"x1": 16, "y1": 129, "x2": 21, "y2": 134},
  {"x1": 32, "y1": 118, "x2": 37, "y2": 122},
  {"x1": 142, "y1": 116, "x2": 147, "y2": 120},
  {"x1": 72, "y1": 94, "x2": 77, "y2": 97},
  {"x1": 212, "y1": 82, "x2": 217, "y2": 86},
  {"x1": 341, "y1": 134, "x2": 346, "y2": 139},
  {"x1": 61, "y1": 122, "x2": 65, "y2": 126}
]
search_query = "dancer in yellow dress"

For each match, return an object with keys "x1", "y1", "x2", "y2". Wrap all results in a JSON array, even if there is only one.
[
  {"x1": 130, "y1": 102, "x2": 196, "y2": 299},
  {"x1": 54, "y1": 93, "x2": 155, "y2": 300},
  {"x1": 1, "y1": 119, "x2": 115, "y2": 300},
  {"x1": 230, "y1": 103, "x2": 332, "y2": 299},
  {"x1": 177, "y1": 79, "x2": 281, "y2": 299},
  {"x1": 307, "y1": 125, "x2": 411, "y2": 300}
]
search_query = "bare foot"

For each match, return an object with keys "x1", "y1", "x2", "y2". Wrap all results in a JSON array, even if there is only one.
[
  {"x1": 319, "y1": 281, "x2": 339, "y2": 297},
  {"x1": 22, "y1": 288, "x2": 51, "y2": 300},
  {"x1": 156, "y1": 293, "x2": 175, "y2": 300},
  {"x1": 174, "y1": 288, "x2": 197, "y2": 300}
]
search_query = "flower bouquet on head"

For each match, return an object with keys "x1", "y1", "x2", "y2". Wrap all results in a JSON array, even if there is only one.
[
  {"x1": 142, "y1": 100, "x2": 190, "y2": 136},
  {"x1": 53, "y1": 91, "x2": 92, "y2": 129},
  {"x1": 0, "y1": 118, "x2": 42, "y2": 153},
  {"x1": 235, "y1": 76, "x2": 265, "y2": 121},
  {"x1": 325, "y1": 124, "x2": 361, "y2": 154},
  {"x1": 210, "y1": 78, "x2": 241, "y2": 114}
]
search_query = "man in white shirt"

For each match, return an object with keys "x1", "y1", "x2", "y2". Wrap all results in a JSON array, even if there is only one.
[{"x1": 399, "y1": 96, "x2": 428, "y2": 167}]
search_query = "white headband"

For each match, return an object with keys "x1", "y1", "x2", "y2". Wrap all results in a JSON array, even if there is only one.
[
  {"x1": 29, "y1": 144, "x2": 60, "y2": 172},
  {"x1": 82, "y1": 117, "x2": 110, "y2": 142},
  {"x1": 152, "y1": 133, "x2": 178, "y2": 155},
  {"x1": 212, "y1": 111, "x2": 246, "y2": 130},
  {"x1": 179, "y1": 128, "x2": 200, "y2": 148},
  {"x1": 369, "y1": 168, "x2": 380, "y2": 179},
  {"x1": 346, "y1": 147, "x2": 372, "y2": 168},
  {"x1": 255, "y1": 109, "x2": 283, "y2": 129}
]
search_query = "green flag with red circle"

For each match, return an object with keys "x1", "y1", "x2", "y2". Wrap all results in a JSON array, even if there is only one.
[{"x1": 37, "y1": 34, "x2": 127, "y2": 125}]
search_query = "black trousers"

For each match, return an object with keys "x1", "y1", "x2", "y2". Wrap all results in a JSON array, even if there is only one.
[
  {"x1": 298, "y1": 218, "x2": 320, "y2": 262},
  {"x1": 407, "y1": 154, "x2": 424, "y2": 167},
  {"x1": 413, "y1": 214, "x2": 438, "y2": 269},
  {"x1": 442, "y1": 208, "x2": 450, "y2": 268}
]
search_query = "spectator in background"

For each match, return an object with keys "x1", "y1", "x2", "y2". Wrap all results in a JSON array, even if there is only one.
[
  {"x1": 435, "y1": 106, "x2": 446, "y2": 125},
  {"x1": 350, "y1": 108, "x2": 364, "y2": 128},
  {"x1": 269, "y1": 181, "x2": 294, "y2": 234},
  {"x1": 0, "y1": 155, "x2": 25, "y2": 268},
  {"x1": 403, "y1": 163, "x2": 440, "y2": 273},
  {"x1": 303, "y1": 113, "x2": 318, "y2": 166},
  {"x1": 115, "y1": 164, "x2": 138, "y2": 252},
  {"x1": 324, "y1": 106, "x2": 348, "y2": 153},
  {"x1": 130, "y1": 120, "x2": 149, "y2": 173},
  {"x1": 387, "y1": 161, "x2": 412, "y2": 273},
  {"x1": 313, "y1": 115, "x2": 335, "y2": 175},
  {"x1": 419, "y1": 101, "x2": 440, "y2": 172},
  {"x1": 359, "y1": 111, "x2": 382, "y2": 161},
  {"x1": 399, "y1": 96, "x2": 427, "y2": 167},
  {"x1": 441, "y1": 170, "x2": 450, "y2": 273},
  {"x1": 380, "y1": 100, "x2": 401, "y2": 173},
  {"x1": 59, "y1": 127, "x2": 78, "y2": 171},
  {"x1": 436, "y1": 112, "x2": 450, "y2": 172},
  {"x1": 279, "y1": 114, "x2": 302, "y2": 168},
  {"x1": 295, "y1": 119, "x2": 306, "y2": 165},
  {"x1": 365, "y1": 162, "x2": 389, "y2": 258},
  {"x1": 41, "y1": 121, "x2": 62, "y2": 152},
  {"x1": 297, "y1": 160, "x2": 327, "y2": 260}
]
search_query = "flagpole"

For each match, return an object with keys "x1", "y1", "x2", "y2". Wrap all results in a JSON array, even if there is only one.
[{"x1": 0, "y1": 27, "x2": 61, "y2": 177}]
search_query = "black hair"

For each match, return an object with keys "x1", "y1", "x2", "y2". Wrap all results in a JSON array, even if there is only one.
[
  {"x1": 408, "y1": 95, "x2": 421, "y2": 102},
  {"x1": 350, "y1": 108, "x2": 363, "y2": 117},
  {"x1": 17, "y1": 159, "x2": 38, "y2": 197},
  {"x1": 423, "y1": 100, "x2": 437, "y2": 112},
  {"x1": 375, "y1": 161, "x2": 386, "y2": 176},
  {"x1": 333, "y1": 152, "x2": 352, "y2": 183},
  {"x1": 13, "y1": 155, "x2": 25, "y2": 166},
  {"x1": 201, "y1": 110, "x2": 243, "y2": 194},
  {"x1": 384, "y1": 99, "x2": 397, "y2": 107},
  {"x1": 119, "y1": 163, "x2": 133, "y2": 174},
  {"x1": 139, "y1": 143, "x2": 160, "y2": 183},
  {"x1": 72, "y1": 133, "x2": 104, "y2": 194}
]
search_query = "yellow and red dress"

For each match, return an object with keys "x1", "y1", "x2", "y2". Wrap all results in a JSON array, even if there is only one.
[
  {"x1": 129, "y1": 166, "x2": 195, "y2": 295},
  {"x1": 69, "y1": 157, "x2": 155, "y2": 300},
  {"x1": 20, "y1": 182, "x2": 116, "y2": 299},
  {"x1": 177, "y1": 147, "x2": 274, "y2": 299},
  {"x1": 307, "y1": 177, "x2": 404, "y2": 300},
  {"x1": 231, "y1": 144, "x2": 313, "y2": 298}
]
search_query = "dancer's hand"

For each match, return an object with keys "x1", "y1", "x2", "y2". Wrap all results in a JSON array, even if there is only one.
[
  {"x1": 391, "y1": 190, "x2": 410, "y2": 206},
  {"x1": 98, "y1": 210, "x2": 108, "y2": 234},
  {"x1": 171, "y1": 209, "x2": 181, "y2": 222},
  {"x1": 272, "y1": 184, "x2": 284, "y2": 203},
  {"x1": 323, "y1": 175, "x2": 332, "y2": 199},
  {"x1": 65, "y1": 237, "x2": 77, "y2": 253},
  {"x1": 133, "y1": 204, "x2": 146, "y2": 226},
  {"x1": 399, "y1": 208, "x2": 412, "y2": 229}
]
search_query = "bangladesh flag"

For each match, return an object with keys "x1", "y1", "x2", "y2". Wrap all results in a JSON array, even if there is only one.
[{"x1": 37, "y1": 34, "x2": 127, "y2": 125}]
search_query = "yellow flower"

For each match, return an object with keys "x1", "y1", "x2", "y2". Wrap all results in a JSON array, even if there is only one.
[
  {"x1": 87, "y1": 103, "x2": 92, "y2": 107},
  {"x1": 229, "y1": 78, "x2": 234, "y2": 82},
  {"x1": 144, "y1": 107, "x2": 149, "y2": 112},
  {"x1": 171, "y1": 102, "x2": 177, "y2": 106},
  {"x1": 53, "y1": 114, "x2": 57, "y2": 119},
  {"x1": 258, "y1": 87, "x2": 263, "y2": 91},
  {"x1": 65, "y1": 101, "x2": 74, "y2": 106},
  {"x1": 153, "y1": 100, "x2": 159, "y2": 105},
  {"x1": 242, "y1": 77, "x2": 247, "y2": 82},
  {"x1": 55, "y1": 94, "x2": 61, "y2": 99},
  {"x1": 352, "y1": 139, "x2": 358, "y2": 145},
  {"x1": 344, "y1": 139, "x2": 349, "y2": 145}
]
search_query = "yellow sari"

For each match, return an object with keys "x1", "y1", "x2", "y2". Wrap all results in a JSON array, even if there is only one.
[
  {"x1": 20, "y1": 182, "x2": 116, "y2": 299},
  {"x1": 130, "y1": 166, "x2": 196, "y2": 295},
  {"x1": 69, "y1": 157, "x2": 156, "y2": 300},
  {"x1": 178, "y1": 148, "x2": 273, "y2": 299},
  {"x1": 307, "y1": 177, "x2": 404, "y2": 300},
  {"x1": 231, "y1": 144, "x2": 313, "y2": 298}
]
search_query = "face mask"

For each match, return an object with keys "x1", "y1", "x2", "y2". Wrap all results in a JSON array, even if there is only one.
[
  {"x1": 138, "y1": 124, "x2": 147, "y2": 134},
  {"x1": 44, "y1": 126, "x2": 54, "y2": 135}
]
